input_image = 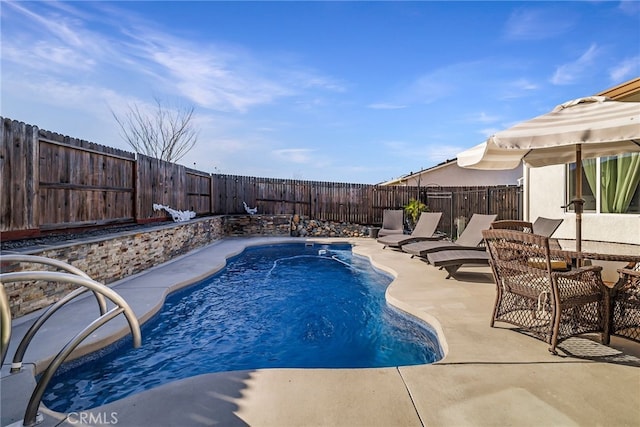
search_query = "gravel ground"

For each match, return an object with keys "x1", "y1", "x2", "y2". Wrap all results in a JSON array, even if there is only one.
[{"x1": 1, "y1": 221, "x2": 174, "y2": 251}]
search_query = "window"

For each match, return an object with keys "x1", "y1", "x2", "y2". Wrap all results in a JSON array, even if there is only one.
[{"x1": 566, "y1": 152, "x2": 640, "y2": 214}]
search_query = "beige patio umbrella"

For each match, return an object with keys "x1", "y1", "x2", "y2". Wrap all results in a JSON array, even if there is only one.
[{"x1": 457, "y1": 96, "x2": 640, "y2": 252}]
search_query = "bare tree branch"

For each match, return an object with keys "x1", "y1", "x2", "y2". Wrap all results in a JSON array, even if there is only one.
[{"x1": 111, "y1": 98, "x2": 198, "y2": 162}]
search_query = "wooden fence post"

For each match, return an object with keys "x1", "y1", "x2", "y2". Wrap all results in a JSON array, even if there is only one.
[{"x1": 0, "y1": 118, "x2": 40, "y2": 238}]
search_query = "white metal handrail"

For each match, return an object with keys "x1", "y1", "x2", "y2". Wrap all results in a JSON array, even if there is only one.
[
  {"x1": 1, "y1": 255, "x2": 109, "y2": 372},
  {"x1": 1, "y1": 284, "x2": 11, "y2": 367},
  {"x1": 0, "y1": 254, "x2": 108, "y2": 315},
  {"x1": 0, "y1": 257, "x2": 142, "y2": 427}
]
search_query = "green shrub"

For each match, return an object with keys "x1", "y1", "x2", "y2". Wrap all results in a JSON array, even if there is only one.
[{"x1": 404, "y1": 198, "x2": 427, "y2": 228}]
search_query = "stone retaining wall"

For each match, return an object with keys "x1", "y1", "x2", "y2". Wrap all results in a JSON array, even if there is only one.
[
  {"x1": 3, "y1": 214, "x2": 375, "y2": 318},
  {"x1": 222, "y1": 214, "x2": 373, "y2": 238},
  {"x1": 223, "y1": 214, "x2": 292, "y2": 236},
  {"x1": 291, "y1": 215, "x2": 372, "y2": 238},
  {"x1": 3, "y1": 217, "x2": 224, "y2": 318}
]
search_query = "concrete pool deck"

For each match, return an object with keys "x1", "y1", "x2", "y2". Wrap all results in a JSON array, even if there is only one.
[{"x1": 2, "y1": 237, "x2": 640, "y2": 426}]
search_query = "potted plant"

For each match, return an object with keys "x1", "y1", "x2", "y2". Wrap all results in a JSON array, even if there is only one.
[{"x1": 403, "y1": 198, "x2": 427, "y2": 230}]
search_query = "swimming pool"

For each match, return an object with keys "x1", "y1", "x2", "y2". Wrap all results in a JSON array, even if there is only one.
[{"x1": 43, "y1": 243, "x2": 442, "y2": 412}]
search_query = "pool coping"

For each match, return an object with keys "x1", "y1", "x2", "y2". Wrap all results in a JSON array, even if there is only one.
[{"x1": 3, "y1": 237, "x2": 640, "y2": 426}]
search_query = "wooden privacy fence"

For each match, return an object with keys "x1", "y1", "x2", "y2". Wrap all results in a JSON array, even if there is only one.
[
  {"x1": 210, "y1": 175, "x2": 422, "y2": 224},
  {"x1": 420, "y1": 185, "x2": 523, "y2": 238},
  {"x1": 38, "y1": 132, "x2": 136, "y2": 230},
  {"x1": 1, "y1": 117, "x2": 522, "y2": 240},
  {"x1": 1, "y1": 118, "x2": 208, "y2": 238}
]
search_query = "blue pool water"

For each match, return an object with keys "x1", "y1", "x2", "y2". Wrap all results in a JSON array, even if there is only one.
[{"x1": 44, "y1": 243, "x2": 442, "y2": 412}]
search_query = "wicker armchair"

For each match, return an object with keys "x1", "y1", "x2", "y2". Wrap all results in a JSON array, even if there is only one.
[
  {"x1": 482, "y1": 229, "x2": 606, "y2": 354},
  {"x1": 608, "y1": 262, "x2": 640, "y2": 343}
]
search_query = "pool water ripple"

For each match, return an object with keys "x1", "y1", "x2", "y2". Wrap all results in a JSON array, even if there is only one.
[{"x1": 43, "y1": 243, "x2": 442, "y2": 412}]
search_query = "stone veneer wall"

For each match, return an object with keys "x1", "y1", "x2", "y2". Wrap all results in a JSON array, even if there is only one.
[
  {"x1": 291, "y1": 215, "x2": 372, "y2": 238},
  {"x1": 3, "y1": 214, "x2": 375, "y2": 318},
  {"x1": 3, "y1": 217, "x2": 224, "y2": 318},
  {"x1": 223, "y1": 214, "x2": 292, "y2": 236},
  {"x1": 221, "y1": 214, "x2": 374, "y2": 238}
]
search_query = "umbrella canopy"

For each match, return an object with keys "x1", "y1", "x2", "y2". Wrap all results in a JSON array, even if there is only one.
[
  {"x1": 457, "y1": 96, "x2": 640, "y2": 252},
  {"x1": 456, "y1": 138, "x2": 527, "y2": 170},
  {"x1": 458, "y1": 96, "x2": 640, "y2": 170}
]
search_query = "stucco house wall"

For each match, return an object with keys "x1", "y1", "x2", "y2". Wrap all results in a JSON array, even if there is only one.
[{"x1": 526, "y1": 164, "x2": 639, "y2": 248}]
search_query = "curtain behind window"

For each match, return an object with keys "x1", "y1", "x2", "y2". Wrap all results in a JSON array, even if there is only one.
[
  {"x1": 567, "y1": 162, "x2": 596, "y2": 211},
  {"x1": 601, "y1": 153, "x2": 640, "y2": 213},
  {"x1": 583, "y1": 158, "x2": 597, "y2": 199}
]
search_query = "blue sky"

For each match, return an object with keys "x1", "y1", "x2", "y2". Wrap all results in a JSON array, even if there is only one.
[{"x1": 2, "y1": 1, "x2": 639, "y2": 184}]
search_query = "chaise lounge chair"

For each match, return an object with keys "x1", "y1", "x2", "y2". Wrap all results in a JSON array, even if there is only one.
[
  {"x1": 401, "y1": 213, "x2": 497, "y2": 258},
  {"x1": 532, "y1": 217, "x2": 563, "y2": 237},
  {"x1": 377, "y1": 209, "x2": 404, "y2": 237},
  {"x1": 490, "y1": 217, "x2": 563, "y2": 237},
  {"x1": 426, "y1": 249, "x2": 491, "y2": 279},
  {"x1": 377, "y1": 212, "x2": 443, "y2": 249},
  {"x1": 491, "y1": 217, "x2": 564, "y2": 249},
  {"x1": 425, "y1": 216, "x2": 564, "y2": 279}
]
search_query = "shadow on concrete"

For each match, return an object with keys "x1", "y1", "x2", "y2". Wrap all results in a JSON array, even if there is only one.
[
  {"x1": 446, "y1": 270, "x2": 495, "y2": 284},
  {"x1": 54, "y1": 370, "x2": 254, "y2": 426},
  {"x1": 480, "y1": 326, "x2": 640, "y2": 367},
  {"x1": 3, "y1": 368, "x2": 254, "y2": 426},
  {"x1": 558, "y1": 336, "x2": 640, "y2": 367}
]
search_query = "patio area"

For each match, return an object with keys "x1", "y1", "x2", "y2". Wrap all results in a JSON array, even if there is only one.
[{"x1": 2, "y1": 236, "x2": 640, "y2": 426}]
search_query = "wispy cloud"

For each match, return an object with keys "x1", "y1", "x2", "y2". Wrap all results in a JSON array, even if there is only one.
[
  {"x1": 406, "y1": 73, "x2": 456, "y2": 103},
  {"x1": 272, "y1": 148, "x2": 317, "y2": 164},
  {"x1": 143, "y1": 40, "x2": 293, "y2": 112},
  {"x1": 551, "y1": 43, "x2": 601, "y2": 85},
  {"x1": 402, "y1": 61, "x2": 494, "y2": 105},
  {"x1": 498, "y1": 78, "x2": 540, "y2": 100},
  {"x1": 5, "y1": 73, "x2": 132, "y2": 117},
  {"x1": 5, "y1": 1, "x2": 84, "y2": 48},
  {"x1": 287, "y1": 70, "x2": 347, "y2": 92},
  {"x1": 404, "y1": 61, "x2": 544, "y2": 110},
  {"x1": 113, "y1": 25, "x2": 343, "y2": 113},
  {"x1": 2, "y1": 1, "x2": 343, "y2": 115},
  {"x1": 424, "y1": 144, "x2": 465, "y2": 163},
  {"x1": 466, "y1": 112, "x2": 501, "y2": 124},
  {"x1": 381, "y1": 140, "x2": 412, "y2": 154},
  {"x1": 1, "y1": 41, "x2": 96, "y2": 73},
  {"x1": 380, "y1": 140, "x2": 463, "y2": 165},
  {"x1": 609, "y1": 55, "x2": 640, "y2": 83},
  {"x1": 504, "y1": 7, "x2": 576, "y2": 40},
  {"x1": 367, "y1": 103, "x2": 407, "y2": 110},
  {"x1": 2, "y1": 1, "x2": 111, "y2": 73},
  {"x1": 479, "y1": 127, "x2": 502, "y2": 139},
  {"x1": 618, "y1": 0, "x2": 640, "y2": 16}
]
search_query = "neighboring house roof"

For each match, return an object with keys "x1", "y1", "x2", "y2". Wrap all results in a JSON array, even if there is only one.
[
  {"x1": 598, "y1": 77, "x2": 640, "y2": 101},
  {"x1": 379, "y1": 157, "x2": 521, "y2": 187},
  {"x1": 379, "y1": 158, "x2": 458, "y2": 186}
]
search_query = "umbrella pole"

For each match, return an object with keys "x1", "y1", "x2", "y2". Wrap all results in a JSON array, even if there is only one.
[{"x1": 574, "y1": 144, "x2": 583, "y2": 256}]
